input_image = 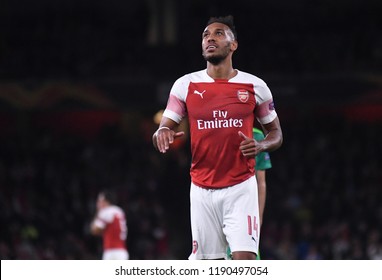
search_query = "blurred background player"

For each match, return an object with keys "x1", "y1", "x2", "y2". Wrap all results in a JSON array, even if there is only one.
[
  {"x1": 228, "y1": 127, "x2": 272, "y2": 260},
  {"x1": 253, "y1": 127, "x2": 272, "y2": 229},
  {"x1": 90, "y1": 190, "x2": 129, "y2": 260}
]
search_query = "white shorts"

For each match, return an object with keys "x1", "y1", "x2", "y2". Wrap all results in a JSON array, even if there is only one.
[
  {"x1": 102, "y1": 249, "x2": 129, "y2": 260},
  {"x1": 188, "y1": 176, "x2": 260, "y2": 260}
]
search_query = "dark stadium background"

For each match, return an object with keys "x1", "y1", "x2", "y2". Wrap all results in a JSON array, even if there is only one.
[{"x1": 0, "y1": 0, "x2": 381, "y2": 259}]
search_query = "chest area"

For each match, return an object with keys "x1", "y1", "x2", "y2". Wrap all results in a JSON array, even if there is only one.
[{"x1": 186, "y1": 82, "x2": 256, "y2": 120}]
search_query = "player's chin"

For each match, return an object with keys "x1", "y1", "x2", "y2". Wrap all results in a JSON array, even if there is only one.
[
  {"x1": 204, "y1": 54, "x2": 224, "y2": 65},
  {"x1": 202, "y1": 52, "x2": 211, "y2": 60}
]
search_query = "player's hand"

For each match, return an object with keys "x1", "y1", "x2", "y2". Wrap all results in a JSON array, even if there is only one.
[
  {"x1": 153, "y1": 127, "x2": 184, "y2": 153},
  {"x1": 238, "y1": 131, "x2": 262, "y2": 157}
]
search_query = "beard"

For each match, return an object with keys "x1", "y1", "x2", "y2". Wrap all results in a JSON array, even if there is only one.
[
  {"x1": 202, "y1": 43, "x2": 231, "y2": 65},
  {"x1": 203, "y1": 53, "x2": 226, "y2": 65}
]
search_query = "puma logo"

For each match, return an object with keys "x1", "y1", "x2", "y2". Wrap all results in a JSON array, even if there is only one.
[{"x1": 193, "y1": 90, "x2": 206, "y2": 99}]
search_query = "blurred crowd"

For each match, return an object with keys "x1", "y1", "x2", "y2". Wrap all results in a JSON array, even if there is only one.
[
  {"x1": 261, "y1": 116, "x2": 382, "y2": 259},
  {"x1": 0, "y1": 118, "x2": 183, "y2": 259},
  {"x1": 1, "y1": 1, "x2": 381, "y2": 80},
  {"x1": 0, "y1": 111, "x2": 381, "y2": 260}
]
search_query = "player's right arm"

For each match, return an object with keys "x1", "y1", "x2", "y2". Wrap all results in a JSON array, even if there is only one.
[
  {"x1": 153, "y1": 75, "x2": 188, "y2": 153},
  {"x1": 90, "y1": 220, "x2": 104, "y2": 236},
  {"x1": 90, "y1": 211, "x2": 105, "y2": 236},
  {"x1": 152, "y1": 117, "x2": 184, "y2": 153}
]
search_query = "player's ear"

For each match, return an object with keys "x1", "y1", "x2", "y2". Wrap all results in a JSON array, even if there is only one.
[{"x1": 231, "y1": 40, "x2": 238, "y2": 52}]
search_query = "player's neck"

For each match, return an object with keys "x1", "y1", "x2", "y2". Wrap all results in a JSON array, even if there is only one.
[{"x1": 206, "y1": 61, "x2": 236, "y2": 80}]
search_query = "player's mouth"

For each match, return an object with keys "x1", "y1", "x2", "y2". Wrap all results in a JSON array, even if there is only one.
[{"x1": 206, "y1": 45, "x2": 217, "y2": 51}]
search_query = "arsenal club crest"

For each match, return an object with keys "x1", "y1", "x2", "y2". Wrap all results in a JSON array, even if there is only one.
[{"x1": 237, "y1": 90, "x2": 249, "y2": 103}]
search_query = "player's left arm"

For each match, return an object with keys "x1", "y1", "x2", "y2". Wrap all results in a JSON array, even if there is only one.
[
  {"x1": 239, "y1": 117, "x2": 282, "y2": 157},
  {"x1": 259, "y1": 116, "x2": 283, "y2": 152}
]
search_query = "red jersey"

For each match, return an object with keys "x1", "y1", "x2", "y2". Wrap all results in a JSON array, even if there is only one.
[
  {"x1": 163, "y1": 69, "x2": 277, "y2": 188},
  {"x1": 93, "y1": 205, "x2": 127, "y2": 250}
]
